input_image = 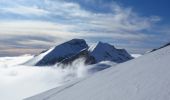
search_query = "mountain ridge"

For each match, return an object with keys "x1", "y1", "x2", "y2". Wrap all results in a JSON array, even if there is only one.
[
  {"x1": 24, "y1": 39, "x2": 133, "y2": 66},
  {"x1": 150, "y1": 42, "x2": 170, "y2": 52}
]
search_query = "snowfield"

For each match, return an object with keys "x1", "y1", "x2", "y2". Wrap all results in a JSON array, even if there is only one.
[
  {"x1": 131, "y1": 54, "x2": 142, "y2": 58},
  {"x1": 26, "y1": 45, "x2": 170, "y2": 100}
]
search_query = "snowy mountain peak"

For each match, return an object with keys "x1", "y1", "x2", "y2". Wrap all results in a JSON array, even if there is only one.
[
  {"x1": 89, "y1": 41, "x2": 132, "y2": 63},
  {"x1": 98, "y1": 41, "x2": 114, "y2": 47},
  {"x1": 94, "y1": 42, "x2": 115, "y2": 51},
  {"x1": 65, "y1": 39, "x2": 87, "y2": 47},
  {"x1": 24, "y1": 39, "x2": 132, "y2": 66},
  {"x1": 88, "y1": 42, "x2": 115, "y2": 52},
  {"x1": 25, "y1": 39, "x2": 88, "y2": 66}
]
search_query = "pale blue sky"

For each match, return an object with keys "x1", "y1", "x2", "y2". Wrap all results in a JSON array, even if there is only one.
[{"x1": 0, "y1": 0, "x2": 170, "y2": 56}]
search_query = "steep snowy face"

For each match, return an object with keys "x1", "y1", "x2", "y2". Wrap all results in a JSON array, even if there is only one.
[
  {"x1": 89, "y1": 42, "x2": 133, "y2": 63},
  {"x1": 24, "y1": 47, "x2": 55, "y2": 66},
  {"x1": 35, "y1": 39, "x2": 88, "y2": 66},
  {"x1": 36, "y1": 39, "x2": 88, "y2": 66},
  {"x1": 24, "y1": 39, "x2": 132, "y2": 66},
  {"x1": 60, "y1": 42, "x2": 132, "y2": 65}
]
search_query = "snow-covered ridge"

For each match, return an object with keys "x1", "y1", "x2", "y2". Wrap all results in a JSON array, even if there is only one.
[
  {"x1": 24, "y1": 47, "x2": 55, "y2": 66},
  {"x1": 25, "y1": 39, "x2": 132, "y2": 66},
  {"x1": 150, "y1": 42, "x2": 170, "y2": 52},
  {"x1": 24, "y1": 39, "x2": 88, "y2": 66},
  {"x1": 89, "y1": 42, "x2": 133, "y2": 63},
  {"x1": 26, "y1": 42, "x2": 170, "y2": 100}
]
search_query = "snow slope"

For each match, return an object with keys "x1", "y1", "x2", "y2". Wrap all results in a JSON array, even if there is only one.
[
  {"x1": 89, "y1": 42, "x2": 133, "y2": 63},
  {"x1": 131, "y1": 54, "x2": 142, "y2": 58},
  {"x1": 26, "y1": 44, "x2": 170, "y2": 100},
  {"x1": 25, "y1": 39, "x2": 88, "y2": 66},
  {"x1": 150, "y1": 42, "x2": 170, "y2": 52},
  {"x1": 24, "y1": 47, "x2": 55, "y2": 66}
]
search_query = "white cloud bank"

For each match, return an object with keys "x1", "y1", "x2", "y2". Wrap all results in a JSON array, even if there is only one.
[{"x1": 0, "y1": 56, "x2": 89, "y2": 100}]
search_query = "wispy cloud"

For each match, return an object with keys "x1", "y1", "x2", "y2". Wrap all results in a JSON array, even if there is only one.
[
  {"x1": 0, "y1": 5, "x2": 48, "y2": 16},
  {"x1": 0, "y1": 0, "x2": 169, "y2": 56}
]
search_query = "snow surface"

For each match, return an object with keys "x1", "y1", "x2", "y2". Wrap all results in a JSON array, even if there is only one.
[
  {"x1": 27, "y1": 39, "x2": 88, "y2": 66},
  {"x1": 26, "y1": 45, "x2": 170, "y2": 100},
  {"x1": 25, "y1": 40, "x2": 132, "y2": 66},
  {"x1": 131, "y1": 54, "x2": 142, "y2": 58},
  {"x1": 24, "y1": 47, "x2": 55, "y2": 66},
  {"x1": 89, "y1": 42, "x2": 132, "y2": 63}
]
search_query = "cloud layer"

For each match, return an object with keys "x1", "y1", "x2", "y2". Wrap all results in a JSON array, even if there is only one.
[{"x1": 0, "y1": 56, "x2": 89, "y2": 100}]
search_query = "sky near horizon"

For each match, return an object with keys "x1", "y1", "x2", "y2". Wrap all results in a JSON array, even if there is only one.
[{"x1": 0, "y1": 0, "x2": 170, "y2": 56}]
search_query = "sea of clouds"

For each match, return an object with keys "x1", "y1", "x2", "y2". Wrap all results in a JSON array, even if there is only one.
[
  {"x1": 0, "y1": 55, "x2": 116, "y2": 100},
  {"x1": 0, "y1": 55, "x2": 91, "y2": 100}
]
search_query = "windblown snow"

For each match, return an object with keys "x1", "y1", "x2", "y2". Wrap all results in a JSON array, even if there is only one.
[{"x1": 26, "y1": 45, "x2": 170, "y2": 100}]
